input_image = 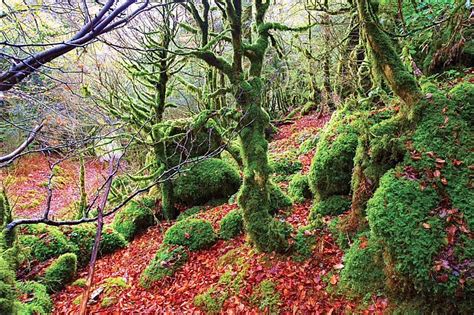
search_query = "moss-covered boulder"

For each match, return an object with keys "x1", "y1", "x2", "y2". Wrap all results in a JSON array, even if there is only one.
[
  {"x1": 113, "y1": 200, "x2": 155, "y2": 241},
  {"x1": 173, "y1": 158, "x2": 241, "y2": 206},
  {"x1": 163, "y1": 219, "x2": 216, "y2": 251},
  {"x1": 287, "y1": 173, "x2": 312, "y2": 203},
  {"x1": 140, "y1": 245, "x2": 188, "y2": 288},
  {"x1": 16, "y1": 281, "x2": 53, "y2": 315},
  {"x1": 310, "y1": 195, "x2": 351, "y2": 218},
  {"x1": 0, "y1": 256, "x2": 16, "y2": 314},
  {"x1": 18, "y1": 224, "x2": 73, "y2": 262},
  {"x1": 219, "y1": 210, "x2": 244, "y2": 240},
  {"x1": 65, "y1": 224, "x2": 128, "y2": 265},
  {"x1": 269, "y1": 151, "x2": 303, "y2": 182},
  {"x1": 308, "y1": 110, "x2": 358, "y2": 201},
  {"x1": 176, "y1": 206, "x2": 203, "y2": 221},
  {"x1": 42, "y1": 253, "x2": 77, "y2": 292}
]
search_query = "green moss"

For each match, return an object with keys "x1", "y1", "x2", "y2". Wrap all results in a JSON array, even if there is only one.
[
  {"x1": 140, "y1": 245, "x2": 188, "y2": 288},
  {"x1": 269, "y1": 151, "x2": 303, "y2": 180},
  {"x1": 250, "y1": 279, "x2": 281, "y2": 313},
  {"x1": 268, "y1": 183, "x2": 292, "y2": 214},
  {"x1": 287, "y1": 173, "x2": 312, "y2": 203},
  {"x1": 308, "y1": 110, "x2": 358, "y2": 201},
  {"x1": 299, "y1": 135, "x2": 320, "y2": 154},
  {"x1": 71, "y1": 278, "x2": 87, "y2": 287},
  {"x1": 16, "y1": 281, "x2": 53, "y2": 315},
  {"x1": 112, "y1": 200, "x2": 155, "y2": 241},
  {"x1": 219, "y1": 210, "x2": 244, "y2": 240},
  {"x1": 447, "y1": 82, "x2": 474, "y2": 124},
  {"x1": 65, "y1": 224, "x2": 127, "y2": 266},
  {"x1": 163, "y1": 219, "x2": 216, "y2": 251},
  {"x1": 176, "y1": 206, "x2": 203, "y2": 221},
  {"x1": 100, "y1": 276, "x2": 129, "y2": 307},
  {"x1": 194, "y1": 287, "x2": 227, "y2": 313},
  {"x1": 339, "y1": 236, "x2": 385, "y2": 297},
  {"x1": 19, "y1": 224, "x2": 73, "y2": 262},
  {"x1": 0, "y1": 256, "x2": 16, "y2": 314},
  {"x1": 293, "y1": 225, "x2": 317, "y2": 261},
  {"x1": 310, "y1": 195, "x2": 351, "y2": 218},
  {"x1": 173, "y1": 158, "x2": 241, "y2": 206},
  {"x1": 367, "y1": 170, "x2": 445, "y2": 294},
  {"x1": 42, "y1": 253, "x2": 77, "y2": 292}
]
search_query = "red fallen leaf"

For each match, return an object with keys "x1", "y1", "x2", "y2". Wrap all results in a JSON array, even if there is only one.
[
  {"x1": 436, "y1": 274, "x2": 449, "y2": 283},
  {"x1": 447, "y1": 225, "x2": 457, "y2": 244},
  {"x1": 184, "y1": 232, "x2": 191, "y2": 239},
  {"x1": 426, "y1": 151, "x2": 435, "y2": 158},
  {"x1": 433, "y1": 170, "x2": 441, "y2": 178},
  {"x1": 359, "y1": 238, "x2": 368, "y2": 249},
  {"x1": 422, "y1": 223, "x2": 431, "y2": 229},
  {"x1": 452, "y1": 159, "x2": 463, "y2": 166},
  {"x1": 440, "y1": 177, "x2": 448, "y2": 185},
  {"x1": 435, "y1": 158, "x2": 446, "y2": 164},
  {"x1": 425, "y1": 93, "x2": 433, "y2": 100},
  {"x1": 330, "y1": 274, "x2": 338, "y2": 285},
  {"x1": 444, "y1": 116, "x2": 449, "y2": 125}
]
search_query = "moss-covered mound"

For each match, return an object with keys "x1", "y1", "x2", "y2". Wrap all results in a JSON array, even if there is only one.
[
  {"x1": 42, "y1": 253, "x2": 77, "y2": 292},
  {"x1": 288, "y1": 173, "x2": 312, "y2": 203},
  {"x1": 163, "y1": 219, "x2": 217, "y2": 251},
  {"x1": 113, "y1": 200, "x2": 155, "y2": 241},
  {"x1": 18, "y1": 224, "x2": 73, "y2": 262},
  {"x1": 140, "y1": 245, "x2": 188, "y2": 288},
  {"x1": 269, "y1": 151, "x2": 303, "y2": 182},
  {"x1": 16, "y1": 281, "x2": 53, "y2": 315},
  {"x1": 0, "y1": 256, "x2": 16, "y2": 314},
  {"x1": 308, "y1": 110, "x2": 358, "y2": 201},
  {"x1": 310, "y1": 195, "x2": 351, "y2": 218},
  {"x1": 219, "y1": 210, "x2": 244, "y2": 240},
  {"x1": 176, "y1": 206, "x2": 203, "y2": 222},
  {"x1": 66, "y1": 224, "x2": 128, "y2": 265},
  {"x1": 340, "y1": 82, "x2": 474, "y2": 310},
  {"x1": 173, "y1": 158, "x2": 241, "y2": 206}
]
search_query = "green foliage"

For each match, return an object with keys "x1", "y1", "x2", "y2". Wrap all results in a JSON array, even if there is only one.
[
  {"x1": 19, "y1": 224, "x2": 72, "y2": 262},
  {"x1": 173, "y1": 158, "x2": 241, "y2": 206},
  {"x1": 219, "y1": 210, "x2": 244, "y2": 240},
  {"x1": 194, "y1": 287, "x2": 226, "y2": 313},
  {"x1": 140, "y1": 245, "x2": 188, "y2": 288},
  {"x1": 163, "y1": 219, "x2": 216, "y2": 251},
  {"x1": 308, "y1": 110, "x2": 358, "y2": 201},
  {"x1": 176, "y1": 206, "x2": 203, "y2": 221},
  {"x1": 66, "y1": 224, "x2": 128, "y2": 266},
  {"x1": 71, "y1": 278, "x2": 87, "y2": 287},
  {"x1": 16, "y1": 281, "x2": 53, "y2": 315},
  {"x1": 0, "y1": 256, "x2": 16, "y2": 314},
  {"x1": 287, "y1": 173, "x2": 312, "y2": 203},
  {"x1": 268, "y1": 183, "x2": 292, "y2": 214},
  {"x1": 250, "y1": 280, "x2": 281, "y2": 313},
  {"x1": 99, "y1": 277, "x2": 130, "y2": 308},
  {"x1": 113, "y1": 200, "x2": 155, "y2": 241},
  {"x1": 42, "y1": 253, "x2": 77, "y2": 292},
  {"x1": 310, "y1": 195, "x2": 351, "y2": 218},
  {"x1": 339, "y1": 236, "x2": 385, "y2": 297}
]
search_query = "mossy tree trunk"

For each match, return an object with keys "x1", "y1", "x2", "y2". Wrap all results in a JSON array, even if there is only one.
[{"x1": 356, "y1": 0, "x2": 421, "y2": 115}]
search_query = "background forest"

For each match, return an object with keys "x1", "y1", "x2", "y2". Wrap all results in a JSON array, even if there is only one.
[{"x1": 0, "y1": 0, "x2": 473, "y2": 313}]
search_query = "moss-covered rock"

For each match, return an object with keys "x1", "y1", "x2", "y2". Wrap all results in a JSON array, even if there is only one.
[
  {"x1": 339, "y1": 236, "x2": 385, "y2": 297},
  {"x1": 0, "y1": 256, "x2": 16, "y2": 314},
  {"x1": 173, "y1": 158, "x2": 241, "y2": 206},
  {"x1": 112, "y1": 200, "x2": 155, "y2": 241},
  {"x1": 299, "y1": 135, "x2": 320, "y2": 154},
  {"x1": 18, "y1": 224, "x2": 73, "y2": 262},
  {"x1": 308, "y1": 110, "x2": 358, "y2": 201},
  {"x1": 42, "y1": 253, "x2": 77, "y2": 292},
  {"x1": 65, "y1": 224, "x2": 128, "y2": 266},
  {"x1": 219, "y1": 210, "x2": 244, "y2": 240},
  {"x1": 293, "y1": 225, "x2": 317, "y2": 261},
  {"x1": 310, "y1": 195, "x2": 351, "y2": 218},
  {"x1": 163, "y1": 219, "x2": 216, "y2": 251},
  {"x1": 16, "y1": 281, "x2": 53, "y2": 315},
  {"x1": 269, "y1": 151, "x2": 303, "y2": 180},
  {"x1": 287, "y1": 173, "x2": 312, "y2": 203},
  {"x1": 140, "y1": 245, "x2": 188, "y2": 288}
]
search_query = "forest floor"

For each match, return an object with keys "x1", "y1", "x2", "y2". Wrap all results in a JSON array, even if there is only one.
[{"x1": 7, "y1": 111, "x2": 389, "y2": 313}]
